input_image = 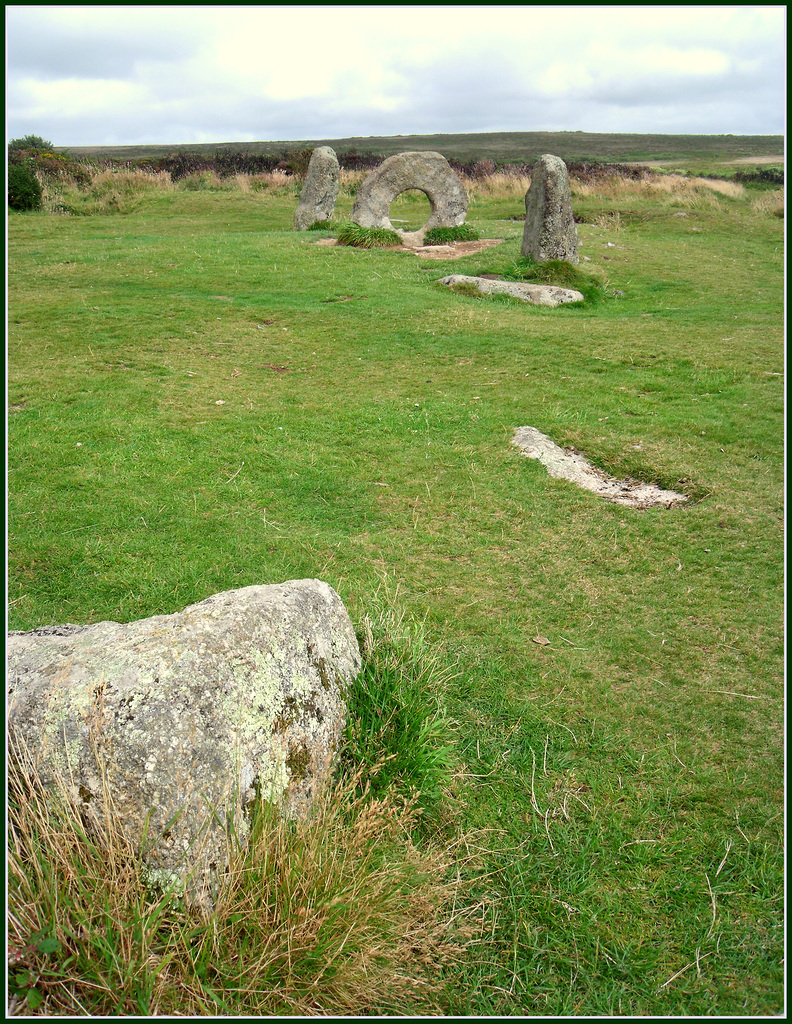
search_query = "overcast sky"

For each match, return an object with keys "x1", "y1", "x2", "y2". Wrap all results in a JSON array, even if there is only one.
[{"x1": 5, "y1": 5, "x2": 786, "y2": 147}]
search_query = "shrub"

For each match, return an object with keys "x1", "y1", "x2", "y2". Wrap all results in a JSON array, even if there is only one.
[
  {"x1": 422, "y1": 224, "x2": 479, "y2": 245},
  {"x1": 8, "y1": 145, "x2": 93, "y2": 188},
  {"x1": 8, "y1": 134, "x2": 54, "y2": 153},
  {"x1": 734, "y1": 167, "x2": 784, "y2": 186},
  {"x1": 471, "y1": 160, "x2": 496, "y2": 179},
  {"x1": 335, "y1": 223, "x2": 403, "y2": 248},
  {"x1": 337, "y1": 150, "x2": 383, "y2": 172},
  {"x1": 281, "y1": 147, "x2": 315, "y2": 178},
  {"x1": 149, "y1": 150, "x2": 283, "y2": 181},
  {"x1": 8, "y1": 163, "x2": 42, "y2": 211}
]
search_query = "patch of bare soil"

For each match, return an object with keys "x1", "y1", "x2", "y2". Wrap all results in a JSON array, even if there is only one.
[
  {"x1": 399, "y1": 239, "x2": 504, "y2": 259},
  {"x1": 726, "y1": 154, "x2": 784, "y2": 165},
  {"x1": 623, "y1": 156, "x2": 784, "y2": 168},
  {"x1": 312, "y1": 237, "x2": 504, "y2": 258},
  {"x1": 512, "y1": 426, "x2": 688, "y2": 509}
]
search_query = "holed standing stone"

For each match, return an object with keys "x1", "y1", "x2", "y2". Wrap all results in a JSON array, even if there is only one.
[{"x1": 352, "y1": 151, "x2": 468, "y2": 232}]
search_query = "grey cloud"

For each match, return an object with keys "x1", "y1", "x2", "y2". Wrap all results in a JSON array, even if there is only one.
[
  {"x1": 7, "y1": 11, "x2": 203, "y2": 80},
  {"x1": 5, "y1": 9, "x2": 785, "y2": 145}
]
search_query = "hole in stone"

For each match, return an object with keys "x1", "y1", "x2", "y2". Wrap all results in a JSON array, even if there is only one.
[{"x1": 388, "y1": 189, "x2": 432, "y2": 232}]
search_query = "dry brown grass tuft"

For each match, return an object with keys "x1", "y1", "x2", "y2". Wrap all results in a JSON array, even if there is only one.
[
  {"x1": 462, "y1": 170, "x2": 531, "y2": 197},
  {"x1": 570, "y1": 172, "x2": 745, "y2": 209},
  {"x1": 593, "y1": 210, "x2": 624, "y2": 231},
  {"x1": 750, "y1": 188, "x2": 784, "y2": 217},
  {"x1": 692, "y1": 177, "x2": 745, "y2": 198},
  {"x1": 90, "y1": 167, "x2": 173, "y2": 189},
  {"x1": 234, "y1": 169, "x2": 297, "y2": 192},
  {"x1": 7, "y1": 734, "x2": 473, "y2": 1016}
]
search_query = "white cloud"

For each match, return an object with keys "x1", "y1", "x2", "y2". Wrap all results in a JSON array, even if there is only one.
[{"x1": 5, "y1": 5, "x2": 786, "y2": 145}]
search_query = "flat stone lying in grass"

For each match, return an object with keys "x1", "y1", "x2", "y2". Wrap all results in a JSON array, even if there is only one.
[
  {"x1": 7, "y1": 579, "x2": 360, "y2": 903},
  {"x1": 437, "y1": 274, "x2": 583, "y2": 307},
  {"x1": 512, "y1": 426, "x2": 688, "y2": 508}
]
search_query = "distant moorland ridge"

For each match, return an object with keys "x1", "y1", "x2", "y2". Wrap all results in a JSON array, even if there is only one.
[{"x1": 59, "y1": 130, "x2": 784, "y2": 165}]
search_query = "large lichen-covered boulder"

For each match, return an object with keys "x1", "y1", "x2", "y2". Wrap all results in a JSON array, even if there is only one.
[
  {"x1": 352, "y1": 151, "x2": 468, "y2": 232},
  {"x1": 293, "y1": 146, "x2": 340, "y2": 230},
  {"x1": 7, "y1": 580, "x2": 360, "y2": 897},
  {"x1": 521, "y1": 154, "x2": 579, "y2": 264}
]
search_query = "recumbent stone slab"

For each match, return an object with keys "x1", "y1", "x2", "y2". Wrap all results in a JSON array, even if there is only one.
[{"x1": 437, "y1": 274, "x2": 583, "y2": 307}]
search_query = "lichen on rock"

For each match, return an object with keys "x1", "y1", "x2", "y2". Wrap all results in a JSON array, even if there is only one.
[
  {"x1": 521, "y1": 154, "x2": 579, "y2": 264},
  {"x1": 293, "y1": 147, "x2": 340, "y2": 231},
  {"x1": 7, "y1": 579, "x2": 361, "y2": 903},
  {"x1": 352, "y1": 151, "x2": 468, "y2": 234}
]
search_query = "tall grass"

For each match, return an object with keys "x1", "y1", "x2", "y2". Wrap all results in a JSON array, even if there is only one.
[
  {"x1": 346, "y1": 605, "x2": 458, "y2": 825},
  {"x1": 463, "y1": 170, "x2": 531, "y2": 197},
  {"x1": 39, "y1": 167, "x2": 173, "y2": 216},
  {"x1": 335, "y1": 222, "x2": 403, "y2": 248},
  {"x1": 570, "y1": 172, "x2": 745, "y2": 206},
  {"x1": 750, "y1": 188, "x2": 784, "y2": 217},
  {"x1": 8, "y1": 614, "x2": 472, "y2": 1016}
]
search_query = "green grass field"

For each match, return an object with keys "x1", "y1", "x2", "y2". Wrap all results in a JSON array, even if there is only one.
[{"x1": 7, "y1": 164, "x2": 784, "y2": 1015}]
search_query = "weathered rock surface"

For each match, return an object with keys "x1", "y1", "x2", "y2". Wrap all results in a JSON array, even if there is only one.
[
  {"x1": 437, "y1": 274, "x2": 583, "y2": 307},
  {"x1": 352, "y1": 151, "x2": 468, "y2": 232},
  {"x1": 512, "y1": 426, "x2": 689, "y2": 508},
  {"x1": 293, "y1": 146, "x2": 340, "y2": 230},
  {"x1": 7, "y1": 580, "x2": 360, "y2": 896},
  {"x1": 521, "y1": 154, "x2": 579, "y2": 264}
]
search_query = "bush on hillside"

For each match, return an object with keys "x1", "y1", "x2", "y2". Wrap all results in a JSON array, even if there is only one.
[
  {"x1": 149, "y1": 150, "x2": 283, "y2": 181},
  {"x1": 8, "y1": 162, "x2": 42, "y2": 211},
  {"x1": 8, "y1": 134, "x2": 54, "y2": 153},
  {"x1": 277, "y1": 148, "x2": 315, "y2": 177},
  {"x1": 734, "y1": 167, "x2": 784, "y2": 186}
]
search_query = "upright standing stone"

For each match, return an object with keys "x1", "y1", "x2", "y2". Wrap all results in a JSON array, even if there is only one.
[
  {"x1": 352, "y1": 151, "x2": 468, "y2": 232},
  {"x1": 293, "y1": 146, "x2": 340, "y2": 230},
  {"x1": 521, "y1": 154, "x2": 579, "y2": 264}
]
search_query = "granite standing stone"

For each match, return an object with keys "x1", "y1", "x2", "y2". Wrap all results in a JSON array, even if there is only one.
[
  {"x1": 352, "y1": 151, "x2": 468, "y2": 232},
  {"x1": 293, "y1": 146, "x2": 340, "y2": 230},
  {"x1": 521, "y1": 154, "x2": 579, "y2": 264}
]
